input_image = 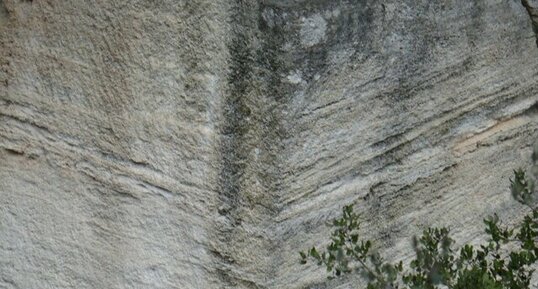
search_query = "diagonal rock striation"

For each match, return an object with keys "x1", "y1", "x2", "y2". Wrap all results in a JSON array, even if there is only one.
[{"x1": 1, "y1": 1, "x2": 538, "y2": 289}]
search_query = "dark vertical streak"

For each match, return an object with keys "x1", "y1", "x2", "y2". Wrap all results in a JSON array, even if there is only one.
[
  {"x1": 213, "y1": 0, "x2": 289, "y2": 287},
  {"x1": 213, "y1": 1, "x2": 264, "y2": 288}
]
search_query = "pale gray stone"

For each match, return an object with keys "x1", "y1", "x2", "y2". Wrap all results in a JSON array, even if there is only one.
[
  {"x1": 1, "y1": 1, "x2": 538, "y2": 289},
  {"x1": 299, "y1": 14, "x2": 327, "y2": 47}
]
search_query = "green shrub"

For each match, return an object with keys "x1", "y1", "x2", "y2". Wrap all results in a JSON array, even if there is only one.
[{"x1": 300, "y1": 152, "x2": 538, "y2": 289}]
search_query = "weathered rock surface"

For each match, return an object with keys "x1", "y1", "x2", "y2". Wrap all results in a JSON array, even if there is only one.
[{"x1": 1, "y1": 0, "x2": 538, "y2": 288}]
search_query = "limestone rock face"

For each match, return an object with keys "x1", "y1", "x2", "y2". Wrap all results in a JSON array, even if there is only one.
[{"x1": 1, "y1": 0, "x2": 538, "y2": 288}]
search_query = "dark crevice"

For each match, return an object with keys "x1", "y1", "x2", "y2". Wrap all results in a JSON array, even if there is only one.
[
  {"x1": 522, "y1": 100, "x2": 538, "y2": 116},
  {"x1": 0, "y1": 112, "x2": 53, "y2": 135},
  {"x1": 3, "y1": 147, "x2": 24, "y2": 156},
  {"x1": 521, "y1": 0, "x2": 538, "y2": 47},
  {"x1": 109, "y1": 188, "x2": 140, "y2": 201}
]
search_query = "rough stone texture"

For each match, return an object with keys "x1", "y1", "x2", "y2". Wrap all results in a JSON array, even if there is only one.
[{"x1": 1, "y1": 0, "x2": 538, "y2": 289}]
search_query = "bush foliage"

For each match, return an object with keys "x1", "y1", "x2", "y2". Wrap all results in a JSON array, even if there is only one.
[{"x1": 300, "y1": 151, "x2": 538, "y2": 289}]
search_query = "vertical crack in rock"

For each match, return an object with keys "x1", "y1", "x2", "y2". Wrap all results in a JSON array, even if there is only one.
[{"x1": 522, "y1": 0, "x2": 538, "y2": 46}]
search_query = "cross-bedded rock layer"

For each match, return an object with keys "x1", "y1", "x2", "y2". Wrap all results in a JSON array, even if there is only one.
[{"x1": 1, "y1": 1, "x2": 538, "y2": 288}]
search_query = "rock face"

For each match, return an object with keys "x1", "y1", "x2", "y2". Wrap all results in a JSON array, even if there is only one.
[{"x1": 1, "y1": 0, "x2": 538, "y2": 288}]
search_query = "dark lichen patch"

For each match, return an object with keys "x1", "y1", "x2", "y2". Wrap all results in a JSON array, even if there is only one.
[
  {"x1": 0, "y1": 0, "x2": 8, "y2": 25},
  {"x1": 260, "y1": 1, "x2": 381, "y2": 90}
]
